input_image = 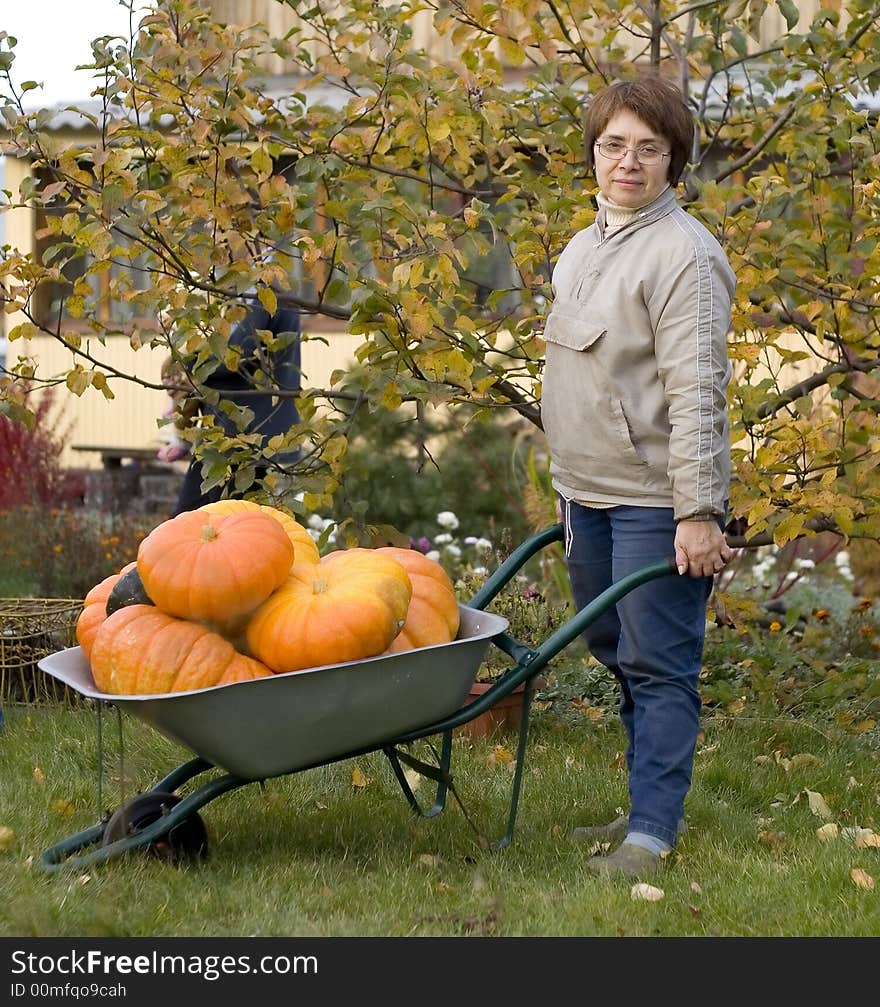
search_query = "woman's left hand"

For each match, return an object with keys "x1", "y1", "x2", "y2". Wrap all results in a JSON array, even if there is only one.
[{"x1": 674, "y1": 519, "x2": 733, "y2": 577}]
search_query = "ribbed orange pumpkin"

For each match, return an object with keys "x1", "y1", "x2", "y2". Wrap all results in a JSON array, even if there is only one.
[
  {"x1": 199, "y1": 500, "x2": 319, "y2": 566},
  {"x1": 90, "y1": 605, "x2": 273, "y2": 695},
  {"x1": 376, "y1": 547, "x2": 460, "y2": 653},
  {"x1": 76, "y1": 561, "x2": 136, "y2": 660},
  {"x1": 246, "y1": 550, "x2": 413, "y2": 672},
  {"x1": 137, "y1": 509, "x2": 294, "y2": 628}
]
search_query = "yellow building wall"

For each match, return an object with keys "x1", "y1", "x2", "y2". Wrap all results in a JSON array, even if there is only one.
[{"x1": 26, "y1": 329, "x2": 362, "y2": 470}]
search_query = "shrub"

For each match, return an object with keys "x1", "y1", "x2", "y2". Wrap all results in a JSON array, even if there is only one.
[
  {"x1": 0, "y1": 506, "x2": 158, "y2": 599},
  {"x1": 328, "y1": 401, "x2": 542, "y2": 543},
  {"x1": 0, "y1": 388, "x2": 72, "y2": 509}
]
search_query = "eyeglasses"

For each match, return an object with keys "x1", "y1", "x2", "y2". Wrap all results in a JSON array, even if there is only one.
[{"x1": 594, "y1": 140, "x2": 671, "y2": 166}]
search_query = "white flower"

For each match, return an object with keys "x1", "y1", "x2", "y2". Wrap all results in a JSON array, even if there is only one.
[
  {"x1": 835, "y1": 551, "x2": 850, "y2": 569},
  {"x1": 464, "y1": 536, "x2": 479, "y2": 546},
  {"x1": 434, "y1": 533, "x2": 453, "y2": 545},
  {"x1": 436, "y1": 511, "x2": 459, "y2": 530},
  {"x1": 472, "y1": 566, "x2": 488, "y2": 576},
  {"x1": 307, "y1": 513, "x2": 325, "y2": 530},
  {"x1": 796, "y1": 559, "x2": 815, "y2": 570},
  {"x1": 426, "y1": 550, "x2": 441, "y2": 562},
  {"x1": 475, "y1": 538, "x2": 492, "y2": 551},
  {"x1": 445, "y1": 544, "x2": 461, "y2": 558}
]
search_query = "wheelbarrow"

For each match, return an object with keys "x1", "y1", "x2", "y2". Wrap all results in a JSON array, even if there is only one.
[{"x1": 37, "y1": 524, "x2": 677, "y2": 871}]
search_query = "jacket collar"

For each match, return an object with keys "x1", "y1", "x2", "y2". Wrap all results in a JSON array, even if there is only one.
[{"x1": 596, "y1": 185, "x2": 679, "y2": 239}]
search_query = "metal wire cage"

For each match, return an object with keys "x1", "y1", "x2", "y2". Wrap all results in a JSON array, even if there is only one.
[{"x1": 0, "y1": 598, "x2": 83, "y2": 704}]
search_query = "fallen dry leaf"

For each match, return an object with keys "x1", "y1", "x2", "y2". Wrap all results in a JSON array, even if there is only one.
[
  {"x1": 418, "y1": 853, "x2": 442, "y2": 868},
  {"x1": 631, "y1": 883, "x2": 664, "y2": 902},
  {"x1": 403, "y1": 768, "x2": 422, "y2": 793},
  {"x1": 851, "y1": 718, "x2": 876, "y2": 735},
  {"x1": 50, "y1": 799, "x2": 75, "y2": 817},
  {"x1": 850, "y1": 868, "x2": 875, "y2": 891},
  {"x1": 0, "y1": 826, "x2": 16, "y2": 852},
  {"x1": 486, "y1": 744, "x2": 514, "y2": 768},
  {"x1": 690, "y1": 881, "x2": 703, "y2": 894},
  {"x1": 32, "y1": 767, "x2": 45, "y2": 784},
  {"x1": 816, "y1": 823, "x2": 839, "y2": 843},
  {"x1": 787, "y1": 753, "x2": 820, "y2": 772},
  {"x1": 855, "y1": 831, "x2": 880, "y2": 849},
  {"x1": 758, "y1": 830, "x2": 787, "y2": 850},
  {"x1": 350, "y1": 766, "x2": 370, "y2": 788},
  {"x1": 805, "y1": 789, "x2": 833, "y2": 821},
  {"x1": 572, "y1": 700, "x2": 606, "y2": 721}
]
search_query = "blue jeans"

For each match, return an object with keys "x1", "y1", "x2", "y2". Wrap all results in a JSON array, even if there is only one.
[{"x1": 562, "y1": 502, "x2": 713, "y2": 846}]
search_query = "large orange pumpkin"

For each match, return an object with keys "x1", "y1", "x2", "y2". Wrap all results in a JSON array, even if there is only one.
[
  {"x1": 376, "y1": 547, "x2": 460, "y2": 653},
  {"x1": 198, "y1": 500, "x2": 319, "y2": 566},
  {"x1": 90, "y1": 605, "x2": 273, "y2": 695},
  {"x1": 76, "y1": 561, "x2": 136, "y2": 660},
  {"x1": 246, "y1": 550, "x2": 412, "y2": 672},
  {"x1": 137, "y1": 509, "x2": 294, "y2": 628}
]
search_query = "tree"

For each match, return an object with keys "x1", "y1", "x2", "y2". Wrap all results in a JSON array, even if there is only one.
[{"x1": 1, "y1": 0, "x2": 879, "y2": 545}]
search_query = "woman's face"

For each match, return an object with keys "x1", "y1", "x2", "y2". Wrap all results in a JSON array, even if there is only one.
[{"x1": 593, "y1": 109, "x2": 671, "y2": 209}]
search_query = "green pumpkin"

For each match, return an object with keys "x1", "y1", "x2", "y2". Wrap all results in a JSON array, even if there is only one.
[{"x1": 106, "y1": 565, "x2": 154, "y2": 616}]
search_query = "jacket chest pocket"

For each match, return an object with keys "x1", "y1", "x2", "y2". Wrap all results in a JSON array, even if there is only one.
[{"x1": 542, "y1": 312, "x2": 606, "y2": 352}]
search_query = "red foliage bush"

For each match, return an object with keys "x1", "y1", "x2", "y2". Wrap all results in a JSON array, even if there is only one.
[{"x1": 0, "y1": 388, "x2": 72, "y2": 510}]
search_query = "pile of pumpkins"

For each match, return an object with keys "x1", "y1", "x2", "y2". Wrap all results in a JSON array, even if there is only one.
[{"x1": 76, "y1": 500, "x2": 460, "y2": 696}]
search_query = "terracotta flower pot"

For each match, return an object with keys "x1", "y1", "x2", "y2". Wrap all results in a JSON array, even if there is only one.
[{"x1": 456, "y1": 676, "x2": 545, "y2": 740}]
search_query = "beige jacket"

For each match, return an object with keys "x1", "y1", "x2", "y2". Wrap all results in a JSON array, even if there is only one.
[{"x1": 541, "y1": 187, "x2": 736, "y2": 521}]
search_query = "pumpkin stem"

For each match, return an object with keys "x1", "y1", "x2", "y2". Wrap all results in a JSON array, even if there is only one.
[{"x1": 200, "y1": 523, "x2": 219, "y2": 542}]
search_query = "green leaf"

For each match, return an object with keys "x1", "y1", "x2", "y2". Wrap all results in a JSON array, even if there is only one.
[{"x1": 778, "y1": 0, "x2": 800, "y2": 31}]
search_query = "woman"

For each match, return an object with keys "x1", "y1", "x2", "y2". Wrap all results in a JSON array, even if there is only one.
[{"x1": 541, "y1": 77, "x2": 736, "y2": 878}]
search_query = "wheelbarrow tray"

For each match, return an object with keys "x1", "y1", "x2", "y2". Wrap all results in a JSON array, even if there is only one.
[{"x1": 38, "y1": 604, "x2": 508, "y2": 781}]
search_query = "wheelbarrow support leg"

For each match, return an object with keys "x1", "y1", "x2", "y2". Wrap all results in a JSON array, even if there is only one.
[
  {"x1": 496, "y1": 682, "x2": 534, "y2": 849},
  {"x1": 383, "y1": 731, "x2": 454, "y2": 817}
]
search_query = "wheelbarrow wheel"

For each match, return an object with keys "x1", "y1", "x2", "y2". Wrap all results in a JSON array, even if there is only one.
[{"x1": 101, "y1": 791, "x2": 208, "y2": 863}]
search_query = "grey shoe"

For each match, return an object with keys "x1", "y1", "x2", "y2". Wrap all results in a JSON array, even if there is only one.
[
  {"x1": 585, "y1": 842, "x2": 664, "y2": 879},
  {"x1": 572, "y1": 815, "x2": 687, "y2": 843},
  {"x1": 571, "y1": 814, "x2": 629, "y2": 843}
]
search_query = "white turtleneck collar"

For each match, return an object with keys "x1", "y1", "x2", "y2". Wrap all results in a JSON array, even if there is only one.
[{"x1": 597, "y1": 184, "x2": 671, "y2": 233}]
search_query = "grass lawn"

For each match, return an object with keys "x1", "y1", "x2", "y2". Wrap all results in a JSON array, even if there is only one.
[{"x1": 1, "y1": 701, "x2": 878, "y2": 937}]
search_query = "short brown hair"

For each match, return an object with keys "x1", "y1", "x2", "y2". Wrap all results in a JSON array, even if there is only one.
[{"x1": 583, "y1": 77, "x2": 694, "y2": 185}]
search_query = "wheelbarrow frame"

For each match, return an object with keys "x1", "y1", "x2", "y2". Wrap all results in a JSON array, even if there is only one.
[{"x1": 38, "y1": 524, "x2": 676, "y2": 871}]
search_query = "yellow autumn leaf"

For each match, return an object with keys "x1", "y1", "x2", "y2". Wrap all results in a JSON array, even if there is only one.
[
  {"x1": 351, "y1": 767, "x2": 370, "y2": 788},
  {"x1": 486, "y1": 744, "x2": 514, "y2": 767},
  {"x1": 257, "y1": 285, "x2": 277, "y2": 315},
  {"x1": 0, "y1": 826, "x2": 16, "y2": 851},
  {"x1": 51, "y1": 799, "x2": 75, "y2": 817},
  {"x1": 850, "y1": 868, "x2": 875, "y2": 891},
  {"x1": 631, "y1": 883, "x2": 664, "y2": 902}
]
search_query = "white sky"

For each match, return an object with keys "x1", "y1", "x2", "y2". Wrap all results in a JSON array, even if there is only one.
[{"x1": 2, "y1": 1, "x2": 143, "y2": 107}]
